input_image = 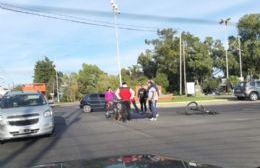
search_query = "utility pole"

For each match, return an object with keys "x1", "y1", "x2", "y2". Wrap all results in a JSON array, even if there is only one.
[
  {"x1": 238, "y1": 36, "x2": 243, "y2": 80},
  {"x1": 111, "y1": 0, "x2": 122, "y2": 86},
  {"x1": 54, "y1": 56, "x2": 60, "y2": 103},
  {"x1": 56, "y1": 70, "x2": 60, "y2": 103},
  {"x1": 179, "y1": 32, "x2": 182, "y2": 95},
  {"x1": 219, "y1": 18, "x2": 231, "y2": 79},
  {"x1": 183, "y1": 41, "x2": 187, "y2": 96}
]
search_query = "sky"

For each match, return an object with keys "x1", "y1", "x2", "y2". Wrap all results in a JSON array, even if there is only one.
[{"x1": 0, "y1": 0, "x2": 259, "y2": 88}]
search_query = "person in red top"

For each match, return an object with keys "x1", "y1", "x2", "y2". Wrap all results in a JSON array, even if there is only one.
[{"x1": 115, "y1": 82, "x2": 135, "y2": 121}]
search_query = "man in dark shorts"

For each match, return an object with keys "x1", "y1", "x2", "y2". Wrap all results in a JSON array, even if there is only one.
[{"x1": 138, "y1": 84, "x2": 147, "y2": 112}]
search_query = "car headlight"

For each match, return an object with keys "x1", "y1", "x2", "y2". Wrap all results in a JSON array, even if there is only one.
[{"x1": 44, "y1": 109, "x2": 53, "y2": 117}]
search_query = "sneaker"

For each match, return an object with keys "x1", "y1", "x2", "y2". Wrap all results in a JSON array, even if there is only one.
[
  {"x1": 150, "y1": 118, "x2": 154, "y2": 121},
  {"x1": 156, "y1": 114, "x2": 159, "y2": 117},
  {"x1": 154, "y1": 118, "x2": 157, "y2": 121}
]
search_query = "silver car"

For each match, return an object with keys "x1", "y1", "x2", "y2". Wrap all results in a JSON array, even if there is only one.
[
  {"x1": 234, "y1": 80, "x2": 260, "y2": 101},
  {"x1": 0, "y1": 91, "x2": 54, "y2": 141}
]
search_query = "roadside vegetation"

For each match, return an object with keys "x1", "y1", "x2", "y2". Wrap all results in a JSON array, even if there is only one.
[{"x1": 27, "y1": 14, "x2": 259, "y2": 102}]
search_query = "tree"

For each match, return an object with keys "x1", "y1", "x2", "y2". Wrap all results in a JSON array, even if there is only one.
[
  {"x1": 154, "y1": 73, "x2": 169, "y2": 93},
  {"x1": 140, "y1": 29, "x2": 214, "y2": 93},
  {"x1": 33, "y1": 56, "x2": 56, "y2": 97},
  {"x1": 183, "y1": 33, "x2": 213, "y2": 83},
  {"x1": 238, "y1": 14, "x2": 260, "y2": 77},
  {"x1": 61, "y1": 73, "x2": 80, "y2": 102},
  {"x1": 137, "y1": 50, "x2": 157, "y2": 79},
  {"x1": 78, "y1": 64, "x2": 105, "y2": 95},
  {"x1": 238, "y1": 14, "x2": 260, "y2": 42},
  {"x1": 141, "y1": 29, "x2": 181, "y2": 92}
]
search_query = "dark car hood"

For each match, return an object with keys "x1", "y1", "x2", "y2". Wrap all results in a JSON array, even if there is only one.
[{"x1": 31, "y1": 154, "x2": 222, "y2": 168}]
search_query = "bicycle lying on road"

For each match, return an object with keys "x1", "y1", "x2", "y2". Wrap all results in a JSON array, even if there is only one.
[{"x1": 184, "y1": 101, "x2": 219, "y2": 115}]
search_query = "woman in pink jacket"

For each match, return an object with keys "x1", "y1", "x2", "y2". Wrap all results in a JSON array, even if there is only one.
[{"x1": 104, "y1": 87, "x2": 114, "y2": 111}]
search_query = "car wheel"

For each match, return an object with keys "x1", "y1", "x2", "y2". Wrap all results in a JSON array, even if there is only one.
[
  {"x1": 83, "y1": 105, "x2": 92, "y2": 113},
  {"x1": 249, "y1": 92, "x2": 258, "y2": 101}
]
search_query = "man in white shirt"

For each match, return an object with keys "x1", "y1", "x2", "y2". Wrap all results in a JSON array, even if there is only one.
[{"x1": 147, "y1": 81, "x2": 158, "y2": 121}]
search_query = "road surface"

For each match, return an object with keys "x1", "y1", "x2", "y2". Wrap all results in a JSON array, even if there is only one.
[{"x1": 0, "y1": 102, "x2": 260, "y2": 168}]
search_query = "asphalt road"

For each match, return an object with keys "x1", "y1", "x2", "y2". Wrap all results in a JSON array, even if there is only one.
[{"x1": 1, "y1": 102, "x2": 260, "y2": 168}]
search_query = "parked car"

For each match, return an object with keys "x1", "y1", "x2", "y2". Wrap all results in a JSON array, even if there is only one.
[
  {"x1": 234, "y1": 80, "x2": 260, "y2": 101},
  {"x1": 0, "y1": 91, "x2": 54, "y2": 142},
  {"x1": 80, "y1": 93, "x2": 106, "y2": 113}
]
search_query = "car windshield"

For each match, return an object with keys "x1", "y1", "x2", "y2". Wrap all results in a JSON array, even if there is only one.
[{"x1": 0, "y1": 94, "x2": 47, "y2": 109}]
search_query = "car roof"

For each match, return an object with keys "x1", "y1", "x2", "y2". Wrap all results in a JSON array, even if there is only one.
[{"x1": 5, "y1": 91, "x2": 41, "y2": 96}]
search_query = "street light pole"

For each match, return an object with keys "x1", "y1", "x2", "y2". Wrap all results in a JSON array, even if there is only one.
[
  {"x1": 219, "y1": 18, "x2": 231, "y2": 79},
  {"x1": 183, "y1": 41, "x2": 187, "y2": 96},
  {"x1": 56, "y1": 69, "x2": 60, "y2": 103},
  {"x1": 111, "y1": 0, "x2": 122, "y2": 86},
  {"x1": 238, "y1": 36, "x2": 243, "y2": 80},
  {"x1": 54, "y1": 56, "x2": 60, "y2": 103},
  {"x1": 179, "y1": 32, "x2": 182, "y2": 95}
]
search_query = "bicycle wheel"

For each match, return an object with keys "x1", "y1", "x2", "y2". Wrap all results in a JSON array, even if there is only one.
[{"x1": 185, "y1": 101, "x2": 199, "y2": 115}]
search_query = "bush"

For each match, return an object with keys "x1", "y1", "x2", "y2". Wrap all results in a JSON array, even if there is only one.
[{"x1": 202, "y1": 78, "x2": 220, "y2": 94}]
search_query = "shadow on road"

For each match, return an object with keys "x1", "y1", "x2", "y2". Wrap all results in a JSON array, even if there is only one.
[{"x1": 0, "y1": 107, "x2": 85, "y2": 168}]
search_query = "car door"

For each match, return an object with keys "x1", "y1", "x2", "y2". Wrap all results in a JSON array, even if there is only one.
[
  {"x1": 98, "y1": 94, "x2": 106, "y2": 109},
  {"x1": 255, "y1": 81, "x2": 260, "y2": 93},
  {"x1": 87, "y1": 94, "x2": 100, "y2": 109}
]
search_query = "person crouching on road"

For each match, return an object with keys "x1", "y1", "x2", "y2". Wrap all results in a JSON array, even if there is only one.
[
  {"x1": 148, "y1": 81, "x2": 159, "y2": 121},
  {"x1": 115, "y1": 82, "x2": 135, "y2": 121}
]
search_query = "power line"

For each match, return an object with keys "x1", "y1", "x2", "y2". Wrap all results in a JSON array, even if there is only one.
[
  {"x1": 10, "y1": 2, "x2": 159, "y2": 31},
  {"x1": 0, "y1": 3, "x2": 157, "y2": 32},
  {"x1": 0, "y1": 2, "x2": 237, "y2": 26}
]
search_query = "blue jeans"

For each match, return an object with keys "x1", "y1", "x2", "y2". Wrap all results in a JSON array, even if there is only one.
[{"x1": 149, "y1": 100, "x2": 157, "y2": 118}]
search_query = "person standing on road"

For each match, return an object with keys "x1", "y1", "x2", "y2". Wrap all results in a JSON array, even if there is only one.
[
  {"x1": 115, "y1": 82, "x2": 135, "y2": 121},
  {"x1": 138, "y1": 84, "x2": 147, "y2": 112},
  {"x1": 147, "y1": 80, "x2": 160, "y2": 117},
  {"x1": 148, "y1": 81, "x2": 159, "y2": 121}
]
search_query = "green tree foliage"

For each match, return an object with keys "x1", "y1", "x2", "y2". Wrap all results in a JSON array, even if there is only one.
[
  {"x1": 138, "y1": 29, "x2": 215, "y2": 93},
  {"x1": 238, "y1": 14, "x2": 260, "y2": 41},
  {"x1": 61, "y1": 73, "x2": 80, "y2": 102},
  {"x1": 154, "y1": 73, "x2": 169, "y2": 93},
  {"x1": 229, "y1": 75, "x2": 240, "y2": 88},
  {"x1": 33, "y1": 57, "x2": 56, "y2": 83},
  {"x1": 201, "y1": 78, "x2": 220, "y2": 94},
  {"x1": 137, "y1": 50, "x2": 157, "y2": 78},
  {"x1": 33, "y1": 56, "x2": 56, "y2": 96},
  {"x1": 183, "y1": 33, "x2": 213, "y2": 83},
  {"x1": 78, "y1": 64, "x2": 105, "y2": 95},
  {"x1": 238, "y1": 14, "x2": 260, "y2": 77}
]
